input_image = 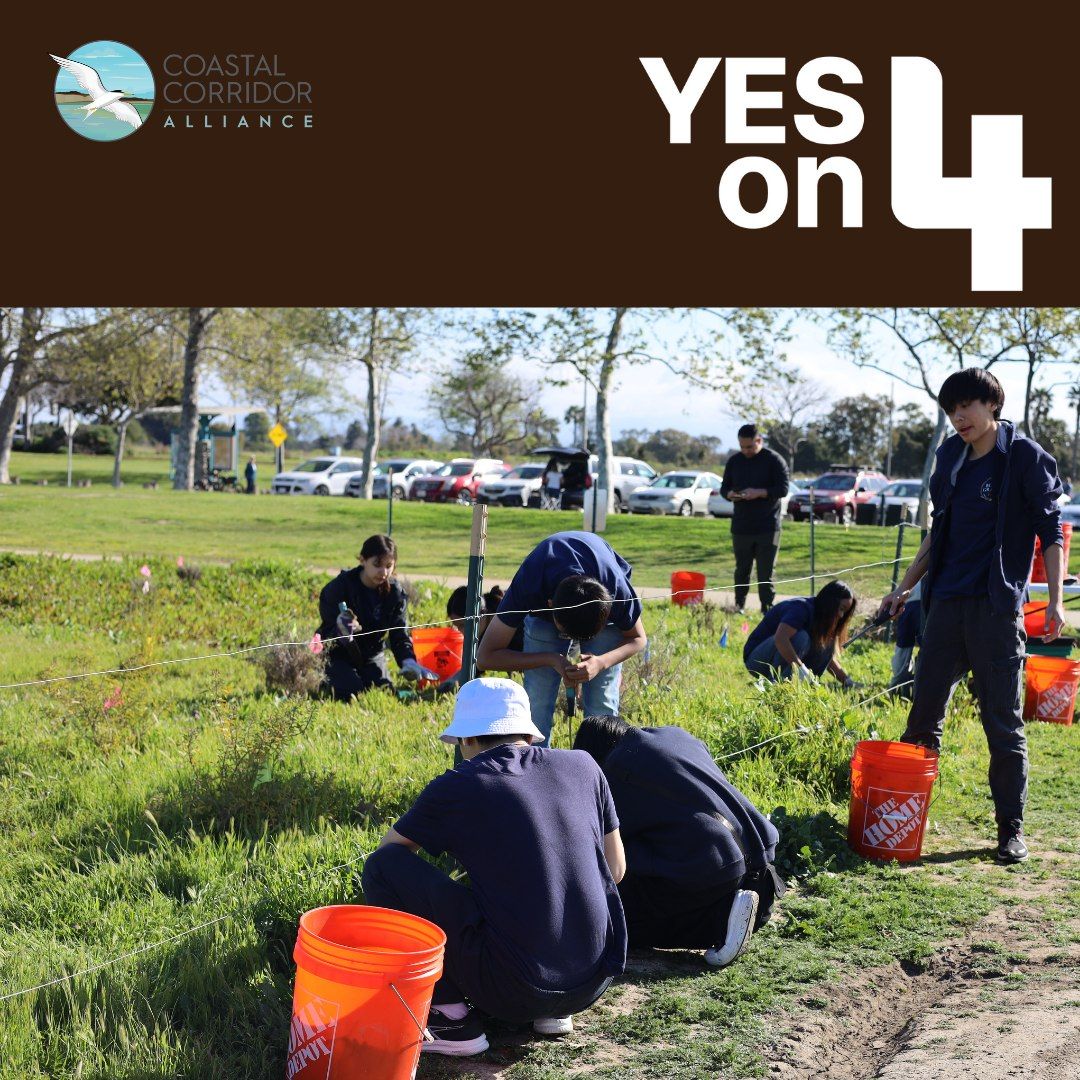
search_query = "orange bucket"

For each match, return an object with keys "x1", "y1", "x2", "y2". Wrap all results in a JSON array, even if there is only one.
[
  {"x1": 411, "y1": 627, "x2": 464, "y2": 681},
  {"x1": 289, "y1": 905, "x2": 445, "y2": 1079},
  {"x1": 1031, "y1": 522, "x2": 1072, "y2": 583},
  {"x1": 1023, "y1": 655, "x2": 1080, "y2": 725},
  {"x1": 671, "y1": 570, "x2": 706, "y2": 606},
  {"x1": 1023, "y1": 601, "x2": 1049, "y2": 638},
  {"x1": 848, "y1": 740, "x2": 939, "y2": 862}
]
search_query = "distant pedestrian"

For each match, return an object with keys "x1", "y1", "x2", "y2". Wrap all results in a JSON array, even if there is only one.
[
  {"x1": 244, "y1": 455, "x2": 257, "y2": 494},
  {"x1": 542, "y1": 457, "x2": 563, "y2": 510},
  {"x1": 720, "y1": 424, "x2": 790, "y2": 614}
]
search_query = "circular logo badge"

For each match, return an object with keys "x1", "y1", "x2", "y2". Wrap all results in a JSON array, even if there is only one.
[{"x1": 52, "y1": 40, "x2": 153, "y2": 141}]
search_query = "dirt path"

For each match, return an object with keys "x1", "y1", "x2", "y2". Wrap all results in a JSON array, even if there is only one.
[{"x1": 767, "y1": 854, "x2": 1080, "y2": 1080}]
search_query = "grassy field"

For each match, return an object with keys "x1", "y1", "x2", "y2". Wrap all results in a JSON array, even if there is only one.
[{"x1": 0, "y1": 554, "x2": 1077, "y2": 1078}]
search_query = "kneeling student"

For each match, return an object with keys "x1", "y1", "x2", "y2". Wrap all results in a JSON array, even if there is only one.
[
  {"x1": 362, "y1": 678, "x2": 627, "y2": 1057},
  {"x1": 574, "y1": 716, "x2": 785, "y2": 968}
]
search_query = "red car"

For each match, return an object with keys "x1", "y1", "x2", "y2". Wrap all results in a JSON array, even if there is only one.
[
  {"x1": 788, "y1": 467, "x2": 890, "y2": 524},
  {"x1": 410, "y1": 458, "x2": 508, "y2": 505}
]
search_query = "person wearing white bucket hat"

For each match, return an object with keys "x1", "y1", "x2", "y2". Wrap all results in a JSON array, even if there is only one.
[{"x1": 362, "y1": 677, "x2": 627, "y2": 1057}]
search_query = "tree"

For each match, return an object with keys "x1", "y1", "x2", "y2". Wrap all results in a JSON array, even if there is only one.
[
  {"x1": 816, "y1": 395, "x2": 891, "y2": 468},
  {"x1": 542, "y1": 308, "x2": 784, "y2": 512},
  {"x1": 827, "y1": 308, "x2": 1014, "y2": 523},
  {"x1": 316, "y1": 308, "x2": 426, "y2": 498},
  {"x1": 613, "y1": 428, "x2": 723, "y2": 469},
  {"x1": 1028, "y1": 387, "x2": 1071, "y2": 466},
  {"x1": 428, "y1": 324, "x2": 559, "y2": 456},
  {"x1": 172, "y1": 307, "x2": 220, "y2": 491},
  {"x1": 58, "y1": 310, "x2": 183, "y2": 486},
  {"x1": 0, "y1": 308, "x2": 110, "y2": 484},
  {"x1": 1067, "y1": 382, "x2": 1080, "y2": 481},
  {"x1": 563, "y1": 405, "x2": 585, "y2": 447},
  {"x1": 752, "y1": 374, "x2": 831, "y2": 470},
  {"x1": 243, "y1": 411, "x2": 271, "y2": 450},
  {"x1": 889, "y1": 403, "x2": 936, "y2": 476}
]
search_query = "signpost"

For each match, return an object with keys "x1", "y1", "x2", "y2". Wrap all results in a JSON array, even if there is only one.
[
  {"x1": 268, "y1": 422, "x2": 288, "y2": 475},
  {"x1": 62, "y1": 411, "x2": 78, "y2": 488}
]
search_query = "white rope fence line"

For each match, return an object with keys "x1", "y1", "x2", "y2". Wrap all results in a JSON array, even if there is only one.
[
  {"x1": 0, "y1": 676, "x2": 918, "y2": 1005},
  {"x1": 0, "y1": 557, "x2": 906, "y2": 692}
]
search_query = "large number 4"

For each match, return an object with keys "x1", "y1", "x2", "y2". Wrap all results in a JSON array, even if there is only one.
[{"x1": 891, "y1": 57, "x2": 1051, "y2": 291}]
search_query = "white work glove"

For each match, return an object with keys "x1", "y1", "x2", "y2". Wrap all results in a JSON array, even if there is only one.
[
  {"x1": 401, "y1": 658, "x2": 439, "y2": 682},
  {"x1": 796, "y1": 664, "x2": 817, "y2": 683}
]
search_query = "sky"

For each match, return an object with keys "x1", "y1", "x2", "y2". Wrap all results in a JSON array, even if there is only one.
[
  {"x1": 324, "y1": 311, "x2": 1078, "y2": 455},
  {"x1": 53, "y1": 41, "x2": 155, "y2": 99}
]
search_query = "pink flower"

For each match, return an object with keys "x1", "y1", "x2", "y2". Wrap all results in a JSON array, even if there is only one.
[
  {"x1": 139, "y1": 564, "x2": 151, "y2": 578},
  {"x1": 741, "y1": 622, "x2": 750, "y2": 633},
  {"x1": 103, "y1": 686, "x2": 122, "y2": 711},
  {"x1": 176, "y1": 556, "x2": 185, "y2": 568},
  {"x1": 142, "y1": 579, "x2": 151, "y2": 594},
  {"x1": 309, "y1": 633, "x2": 324, "y2": 655}
]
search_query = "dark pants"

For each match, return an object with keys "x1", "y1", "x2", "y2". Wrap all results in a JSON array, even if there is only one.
[
  {"x1": 362, "y1": 845, "x2": 613, "y2": 1023},
  {"x1": 745, "y1": 630, "x2": 834, "y2": 681},
  {"x1": 732, "y1": 530, "x2": 781, "y2": 609},
  {"x1": 902, "y1": 595, "x2": 1027, "y2": 823},
  {"x1": 325, "y1": 651, "x2": 392, "y2": 701},
  {"x1": 618, "y1": 873, "x2": 737, "y2": 949}
]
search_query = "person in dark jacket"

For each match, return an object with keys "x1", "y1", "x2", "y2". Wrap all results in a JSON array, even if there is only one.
[
  {"x1": 878, "y1": 369, "x2": 1066, "y2": 864},
  {"x1": 720, "y1": 424, "x2": 790, "y2": 613},
  {"x1": 244, "y1": 455, "x2": 257, "y2": 494},
  {"x1": 573, "y1": 716, "x2": 785, "y2": 968},
  {"x1": 316, "y1": 534, "x2": 438, "y2": 700}
]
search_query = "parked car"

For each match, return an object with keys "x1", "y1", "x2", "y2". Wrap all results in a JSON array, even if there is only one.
[
  {"x1": 345, "y1": 458, "x2": 443, "y2": 499},
  {"x1": 478, "y1": 464, "x2": 547, "y2": 507},
  {"x1": 272, "y1": 456, "x2": 366, "y2": 495},
  {"x1": 525, "y1": 447, "x2": 657, "y2": 510},
  {"x1": 874, "y1": 478, "x2": 927, "y2": 522},
  {"x1": 1060, "y1": 492, "x2": 1080, "y2": 527},
  {"x1": 787, "y1": 467, "x2": 890, "y2": 524},
  {"x1": 410, "y1": 458, "x2": 507, "y2": 504},
  {"x1": 629, "y1": 470, "x2": 723, "y2": 516}
]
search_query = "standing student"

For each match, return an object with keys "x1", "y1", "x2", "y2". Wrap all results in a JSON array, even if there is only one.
[
  {"x1": 720, "y1": 424, "x2": 790, "y2": 614},
  {"x1": 316, "y1": 534, "x2": 437, "y2": 700},
  {"x1": 361, "y1": 678, "x2": 627, "y2": 1057},
  {"x1": 542, "y1": 457, "x2": 563, "y2": 510},
  {"x1": 475, "y1": 531, "x2": 647, "y2": 745},
  {"x1": 878, "y1": 369, "x2": 1065, "y2": 864},
  {"x1": 573, "y1": 716, "x2": 785, "y2": 968},
  {"x1": 743, "y1": 580, "x2": 858, "y2": 686}
]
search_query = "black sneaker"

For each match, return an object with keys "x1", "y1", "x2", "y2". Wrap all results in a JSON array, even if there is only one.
[
  {"x1": 996, "y1": 821, "x2": 1029, "y2": 864},
  {"x1": 422, "y1": 1006, "x2": 490, "y2": 1057},
  {"x1": 760, "y1": 604, "x2": 772, "y2": 615}
]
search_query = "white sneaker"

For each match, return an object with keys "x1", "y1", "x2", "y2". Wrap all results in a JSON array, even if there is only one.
[
  {"x1": 533, "y1": 1015, "x2": 574, "y2": 1036},
  {"x1": 705, "y1": 889, "x2": 759, "y2": 968}
]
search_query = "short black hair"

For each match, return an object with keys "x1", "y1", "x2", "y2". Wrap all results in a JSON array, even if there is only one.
[
  {"x1": 471, "y1": 732, "x2": 527, "y2": 749},
  {"x1": 447, "y1": 585, "x2": 504, "y2": 620},
  {"x1": 737, "y1": 424, "x2": 760, "y2": 440},
  {"x1": 573, "y1": 714, "x2": 630, "y2": 766},
  {"x1": 551, "y1": 575, "x2": 612, "y2": 641},
  {"x1": 937, "y1": 369, "x2": 1004, "y2": 420}
]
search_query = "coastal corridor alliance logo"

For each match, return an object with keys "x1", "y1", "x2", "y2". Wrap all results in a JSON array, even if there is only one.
[{"x1": 51, "y1": 41, "x2": 154, "y2": 140}]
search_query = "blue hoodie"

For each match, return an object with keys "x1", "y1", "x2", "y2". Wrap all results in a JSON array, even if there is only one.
[{"x1": 925, "y1": 421, "x2": 1063, "y2": 616}]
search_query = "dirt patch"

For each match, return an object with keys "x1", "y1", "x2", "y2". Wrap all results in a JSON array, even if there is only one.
[{"x1": 767, "y1": 900, "x2": 1080, "y2": 1080}]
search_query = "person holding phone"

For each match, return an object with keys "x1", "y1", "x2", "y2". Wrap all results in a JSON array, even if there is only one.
[{"x1": 720, "y1": 424, "x2": 790, "y2": 614}]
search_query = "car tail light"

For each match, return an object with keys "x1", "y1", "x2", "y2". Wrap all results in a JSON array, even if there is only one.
[{"x1": 585, "y1": 474, "x2": 593, "y2": 488}]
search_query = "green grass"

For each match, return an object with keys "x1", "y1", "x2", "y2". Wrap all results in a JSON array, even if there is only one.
[
  {"x1": 0, "y1": 554, "x2": 1077, "y2": 1077},
  {"x1": 0, "y1": 474, "x2": 929, "y2": 598}
]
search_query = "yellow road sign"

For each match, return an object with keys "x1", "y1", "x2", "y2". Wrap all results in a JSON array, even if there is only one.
[{"x1": 268, "y1": 423, "x2": 288, "y2": 448}]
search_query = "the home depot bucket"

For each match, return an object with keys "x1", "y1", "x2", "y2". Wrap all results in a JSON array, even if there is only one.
[
  {"x1": 1031, "y1": 522, "x2": 1072, "y2": 583},
  {"x1": 671, "y1": 571, "x2": 706, "y2": 606},
  {"x1": 848, "y1": 740, "x2": 939, "y2": 862},
  {"x1": 288, "y1": 905, "x2": 445, "y2": 1080},
  {"x1": 1023, "y1": 655, "x2": 1080, "y2": 725},
  {"x1": 411, "y1": 627, "x2": 464, "y2": 681}
]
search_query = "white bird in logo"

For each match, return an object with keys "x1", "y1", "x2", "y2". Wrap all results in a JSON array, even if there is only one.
[{"x1": 50, "y1": 53, "x2": 143, "y2": 129}]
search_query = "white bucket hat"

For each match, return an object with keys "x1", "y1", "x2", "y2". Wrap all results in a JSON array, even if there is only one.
[{"x1": 439, "y1": 677, "x2": 545, "y2": 745}]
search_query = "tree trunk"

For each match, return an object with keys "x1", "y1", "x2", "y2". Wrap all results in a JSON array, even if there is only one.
[
  {"x1": 112, "y1": 418, "x2": 129, "y2": 487},
  {"x1": 0, "y1": 308, "x2": 43, "y2": 485},
  {"x1": 1022, "y1": 352, "x2": 1036, "y2": 436},
  {"x1": 918, "y1": 407, "x2": 948, "y2": 527},
  {"x1": 359, "y1": 308, "x2": 382, "y2": 499},
  {"x1": 1072, "y1": 400, "x2": 1079, "y2": 481},
  {"x1": 173, "y1": 307, "x2": 213, "y2": 491},
  {"x1": 595, "y1": 308, "x2": 627, "y2": 514}
]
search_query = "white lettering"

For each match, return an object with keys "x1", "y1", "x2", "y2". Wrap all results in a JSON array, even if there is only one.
[
  {"x1": 724, "y1": 57, "x2": 786, "y2": 143},
  {"x1": 639, "y1": 57, "x2": 722, "y2": 144},
  {"x1": 794, "y1": 57, "x2": 864, "y2": 144}
]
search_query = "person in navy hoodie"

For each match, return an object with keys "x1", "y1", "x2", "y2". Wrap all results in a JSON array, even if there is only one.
[{"x1": 878, "y1": 369, "x2": 1066, "y2": 864}]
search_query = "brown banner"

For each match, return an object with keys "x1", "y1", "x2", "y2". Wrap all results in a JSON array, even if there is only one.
[{"x1": 6, "y1": 3, "x2": 1077, "y2": 304}]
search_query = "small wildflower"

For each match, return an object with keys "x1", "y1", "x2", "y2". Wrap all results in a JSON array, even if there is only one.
[{"x1": 309, "y1": 633, "x2": 324, "y2": 655}]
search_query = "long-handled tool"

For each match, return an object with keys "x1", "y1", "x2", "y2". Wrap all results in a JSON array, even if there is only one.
[
  {"x1": 563, "y1": 639, "x2": 583, "y2": 743},
  {"x1": 845, "y1": 609, "x2": 893, "y2": 646}
]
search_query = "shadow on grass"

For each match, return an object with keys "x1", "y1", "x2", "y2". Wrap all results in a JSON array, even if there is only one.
[{"x1": 919, "y1": 846, "x2": 996, "y2": 865}]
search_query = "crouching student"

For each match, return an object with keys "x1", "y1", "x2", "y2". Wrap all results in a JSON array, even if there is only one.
[
  {"x1": 475, "y1": 530, "x2": 647, "y2": 745},
  {"x1": 743, "y1": 580, "x2": 858, "y2": 686},
  {"x1": 574, "y1": 716, "x2": 785, "y2": 968},
  {"x1": 316, "y1": 534, "x2": 438, "y2": 701},
  {"x1": 361, "y1": 678, "x2": 627, "y2": 1057},
  {"x1": 439, "y1": 586, "x2": 525, "y2": 690}
]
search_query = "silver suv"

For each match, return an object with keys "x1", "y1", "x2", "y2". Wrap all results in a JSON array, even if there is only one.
[{"x1": 344, "y1": 458, "x2": 443, "y2": 499}]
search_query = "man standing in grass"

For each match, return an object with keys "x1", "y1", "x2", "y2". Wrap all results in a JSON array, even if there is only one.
[
  {"x1": 879, "y1": 370, "x2": 1065, "y2": 864},
  {"x1": 720, "y1": 424, "x2": 790, "y2": 614}
]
